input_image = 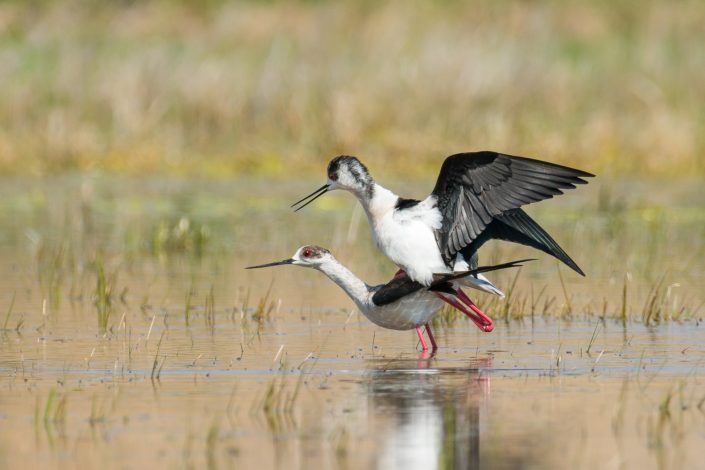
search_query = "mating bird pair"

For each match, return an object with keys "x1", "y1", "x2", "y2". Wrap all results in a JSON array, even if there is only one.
[{"x1": 248, "y1": 152, "x2": 593, "y2": 351}]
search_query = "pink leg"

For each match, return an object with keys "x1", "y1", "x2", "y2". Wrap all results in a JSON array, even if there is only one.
[
  {"x1": 454, "y1": 289, "x2": 493, "y2": 327},
  {"x1": 417, "y1": 350, "x2": 431, "y2": 364},
  {"x1": 415, "y1": 326, "x2": 429, "y2": 351},
  {"x1": 435, "y1": 293, "x2": 494, "y2": 332},
  {"x1": 425, "y1": 323, "x2": 438, "y2": 350}
]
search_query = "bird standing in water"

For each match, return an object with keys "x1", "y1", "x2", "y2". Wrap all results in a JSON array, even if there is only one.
[
  {"x1": 292, "y1": 152, "x2": 592, "y2": 289},
  {"x1": 247, "y1": 245, "x2": 529, "y2": 351}
]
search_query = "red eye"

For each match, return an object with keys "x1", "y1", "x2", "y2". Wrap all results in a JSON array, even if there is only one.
[
  {"x1": 329, "y1": 172, "x2": 338, "y2": 181},
  {"x1": 302, "y1": 248, "x2": 312, "y2": 258}
]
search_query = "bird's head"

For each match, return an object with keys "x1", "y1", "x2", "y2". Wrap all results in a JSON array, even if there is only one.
[
  {"x1": 245, "y1": 245, "x2": 333, "y2": 270},
  {"x1": 291, "y1": 155, "x2": 374, "y2": 211},
  {"x1": 327, "y1": 156, "x2": 374, "y2": 194}
]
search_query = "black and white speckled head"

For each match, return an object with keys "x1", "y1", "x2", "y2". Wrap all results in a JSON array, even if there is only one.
[
  {"x1": 291, "y1": 155, "x2": 375, "y2": 211},
  {"x1": 327, "y1": 156, "x2": 374, "y2": 199},
  {"x1": 292, "y1": 245, "x2": 332, "y2": 267},
  {"x1": 245, "y1": 245, "x2": 333, "y2": 270}
]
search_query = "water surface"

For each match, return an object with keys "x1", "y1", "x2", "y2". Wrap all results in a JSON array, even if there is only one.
[{"x1": 0, "y1": 175, "x2": 704, "y2": 469}]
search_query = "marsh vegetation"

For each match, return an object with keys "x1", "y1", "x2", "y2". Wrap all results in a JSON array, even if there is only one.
[
  {"x1": 0, "y1": 175, "x2": 703, "y2": 468},
  {"x1": 0, "y1": 0, "x2": 703, "y2": 178},
  {"x1": 1, "y1": 1, "x2": 704, "y2": 468}
]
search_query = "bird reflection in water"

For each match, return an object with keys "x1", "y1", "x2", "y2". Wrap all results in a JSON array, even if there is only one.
[{"x1": 364, "y1": 357, "x2": 491, "y2": 470}]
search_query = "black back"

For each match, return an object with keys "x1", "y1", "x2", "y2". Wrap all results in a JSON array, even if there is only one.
[
  {"x1": 371, "y1": 258, "x2": 534, "y2": 307},
  {"x1": 395, "y1": 197, "x2": 421, "y2": 210},
  {"x1": 371, "y1": 274, "x2": 425, "y2": 306}
]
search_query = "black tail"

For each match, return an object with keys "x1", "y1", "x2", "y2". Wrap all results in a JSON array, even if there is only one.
[
  {"x1": 429, "y1": 258, "x2": 535, "y2": 291},
  {"x1": 462, "y1": 208, "x2": 585, "y2": 276}
]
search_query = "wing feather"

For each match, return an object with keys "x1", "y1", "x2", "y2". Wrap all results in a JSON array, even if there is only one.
[
  {"x1": 432, "y1": 151, "x2": 594, "y2": 263},
  {"x1": 371, "y1": 274, "x2": 425, "y2": 306}
]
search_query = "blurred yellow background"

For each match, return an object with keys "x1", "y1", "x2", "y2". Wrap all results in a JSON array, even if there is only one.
[
  {"x1": 0, "y1": 0, "x2": 702, "y2": 178},
  {"x1": 1, "y1": 4, "x2": 705, "y2": 469}
]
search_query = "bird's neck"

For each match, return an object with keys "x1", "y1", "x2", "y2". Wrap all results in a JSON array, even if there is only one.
[
  {"x1": 317, "y1": 259, "x2": 371, "y2": 309},
  {"x1": 358, "y1": 183, "x2": 398, "y2": 222}
]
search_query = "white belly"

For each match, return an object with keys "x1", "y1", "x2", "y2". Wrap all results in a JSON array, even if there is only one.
[
  {"x1": 373, "y1": 215, "x2": 449, "y2": 286},
  {"x1": 362, "y1": 290, "x2": 445, "y2": 330}
]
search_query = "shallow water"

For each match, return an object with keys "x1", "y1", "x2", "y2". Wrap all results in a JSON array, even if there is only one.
[
  {"x1": 3, "y1": 312, "x2": 705, "y2": 469},
  {"x1": 1, "y1": 175, "x2": 704, "y2": 469}
]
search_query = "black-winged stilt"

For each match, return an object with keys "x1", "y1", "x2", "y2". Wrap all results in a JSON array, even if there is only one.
[
  {"x1": 292, "y1": 152, "x2": 593, "y2": 287},
  {"x1": 246, "y1": 245, "x2": 530, "y2": 351}
]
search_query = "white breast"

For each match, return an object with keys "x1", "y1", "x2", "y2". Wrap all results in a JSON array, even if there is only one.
[{"x1": 372, "y1": 198, "x2": 449, "y2": 286}]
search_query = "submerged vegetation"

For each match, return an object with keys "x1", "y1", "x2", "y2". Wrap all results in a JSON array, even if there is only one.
[
  {"x1": 1, "y1": 178, "x2": 703, "y2": 470},
  {"x1": 0, "y1": 175, "x2": 702, "y2": 331},
  {"x1": 150, "y1": 217, "x2": 209, "y2": 257},
  {"x1": 93, "y1": 259, "x2": 114, "y2": 333},
  {"x1": 1, "y1": 2, "x2": 704, "y2": 468}
]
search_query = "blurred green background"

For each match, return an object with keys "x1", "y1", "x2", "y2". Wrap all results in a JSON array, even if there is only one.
[{"x1": 0, "y1": 0, "x2": 703, "y2": 178}]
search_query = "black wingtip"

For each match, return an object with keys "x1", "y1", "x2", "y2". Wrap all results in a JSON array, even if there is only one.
[
  {"x1": 555, "y1": 256, "x2": 585, "y2": 276},
  {"x1": 567, "y1": 168, "x2": 596, "y2": 180},
  {"x1": 493, "y1": 209, "x2": 586, "y2": 277},
  {"x1": 554, "y1": 253, "x2": 585, "y2": 276},
  {"x1": 570, "y1": 263, "x2": 586, "y2": 277}
]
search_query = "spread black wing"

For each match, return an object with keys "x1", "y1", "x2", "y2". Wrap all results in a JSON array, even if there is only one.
[
  {"x1": 460, "y1": 208, "x2": 584, "y2": 276},
  {"x1": 431, "y1": 151, "x2": 593, "y2": 267}
]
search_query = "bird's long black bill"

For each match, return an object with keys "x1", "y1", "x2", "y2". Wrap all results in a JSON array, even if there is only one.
[
  {"x1": 291, "y1": 184, "x2": 329, "y2": 212},
  {"x1": 245, "y1": 258, "x2": 294, "y2": 269}
]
